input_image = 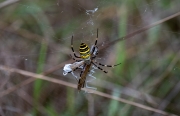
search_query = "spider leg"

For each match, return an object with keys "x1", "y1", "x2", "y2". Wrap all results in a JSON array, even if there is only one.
[
  {"x1": 66, "y1": 63, "x2": 83, "y2": 82},
  {"x1": 77, "y1": 64, "x2": 87, "y2": 89},
  {"x1": 80, "y1": 70, "x2": 83, "y2": 78},
  {"x1": 85, "y1": 82, "x2": 97, "y2": 90},
  {"x1": 72, "y1": 66, "x2": 83, "y2": 72},
  {"x1": 91, "y1": 61, "x2": 108, "y2": 73},
  {"x1": 83, "y1": 78, "x2": 97, "y2": 92},
  {"x1": 71, "y1": 71, "x2": 78, "y2": 82},
  {"x1": 71, "y1": 36, "x2": 81, "y2": 58},
  {"x1": 67, "y1": 67, "x2": 78, "y2": 74},
  {"x1": 87, "y1": 73, "x2": 96, "y2": 83},
  {"x1": 80, "y1": 64, "x2": 86, "y2": 78},
  {"x1": 91, "y1": 29, "x2": 98, "y2": 55},
  {"x1": 91, "y1": 46, "x2": 98, "y2": 59},
  {"x1": 94, "y1": 61, "x2": 121, "y2": 68},
  {"x1": 70, "y1": 54, "x2": 82, "y2": 62},
  {"x1": 67, "y1": 63, "x2": 85, "y2": 82}
]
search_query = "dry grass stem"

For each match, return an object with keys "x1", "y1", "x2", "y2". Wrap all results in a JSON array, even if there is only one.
[{"x1": 0, "y1": 65, "x2": 177, "y2": 116}]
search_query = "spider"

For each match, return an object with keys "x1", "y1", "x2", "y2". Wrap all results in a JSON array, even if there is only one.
[{"x1": 70, "y1": 29, "x2": 121, "y2": 91}]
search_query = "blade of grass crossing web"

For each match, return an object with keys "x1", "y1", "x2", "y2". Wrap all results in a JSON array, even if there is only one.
[
  {"x1": 147, "y1": 26, "x2": 161, "y2": 46},
  {"x1": 34, "y1": 43, "x2": 47, "y2": 99},
  {"x1": 107, "y1": 89, "x2": 121, "y2": 115},
  {"x1": 26, "y1": 3, "x2": 48, "y2": 99},
  {"x1": 33, "y1": 43, "x2": 47, "y2": 116},
  {"x1": 144, "y1": 26, "x2": 161, "y2": 91},
  {"x1": 26, "y1": 2, "x2": 50, "y2": 115},
  {"x1": 113, "y1": 3, "x2": 129, "y2": 115},
  {"x1": 66, "y1": 88, "x2": 75, "y2": 115},
  {"x1": 46, "y1": 103, "x2": 59, "y2": 116},
  {"x1": 114, "y1": 4, "x2": 127, "y2": 75},
  {"x1": 118, "y1": 98, "x2": 134, "y2": 116}
]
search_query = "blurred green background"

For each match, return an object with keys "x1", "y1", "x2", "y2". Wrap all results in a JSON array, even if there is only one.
[{"x1": 0, "y1": 0, "x2": 180, "y2": 115}]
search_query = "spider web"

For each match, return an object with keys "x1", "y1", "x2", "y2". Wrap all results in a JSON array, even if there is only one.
[
  {"x1": 0, "y1": 0, "x2": 180, "y2": 115},
  {"x1": 0, "y1": 0, "x2": 177, "y2": 72},
  {"x1": 4, "y1": 0, "x2": 178, "y2": 82}
]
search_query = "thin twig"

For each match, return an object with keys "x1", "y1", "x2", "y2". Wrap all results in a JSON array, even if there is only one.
[
  {"x1": 0, "y1": 21, "x2": 71, "y2": 55},
  {"x1": 99, "y1": 11, "x2": 180, "y2": 51},
  {"x1": 0, "y1": 59, "x2": 73, "y2": 97},
  {"x1": 0, "y1": 65, "x2": 177, "y2": 116},
  {"x1": 0, "y1": 0, "x2": 19, "y2": 9}
]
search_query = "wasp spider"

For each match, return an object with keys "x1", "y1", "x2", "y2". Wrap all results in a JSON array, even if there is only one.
[{"x1": 70, "y1": 29, "x2": 121, "y2": 91}]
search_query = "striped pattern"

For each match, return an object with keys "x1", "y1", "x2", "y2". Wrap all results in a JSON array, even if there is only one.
[
  {"x1": 79, "y1": 43, "x2": 90, "y2": 59},
  {"x1": 94, "y1": 61, "x2": 121, "y2": 68}
]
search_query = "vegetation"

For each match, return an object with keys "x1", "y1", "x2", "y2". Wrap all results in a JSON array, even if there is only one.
[{"x1": 0, "y1": 0, "x2": 179, "y2": 115}]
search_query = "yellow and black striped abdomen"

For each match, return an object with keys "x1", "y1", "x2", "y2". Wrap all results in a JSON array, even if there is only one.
[{"x1": 79, "y1": 43, "x2": 90, "y2": 59}]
